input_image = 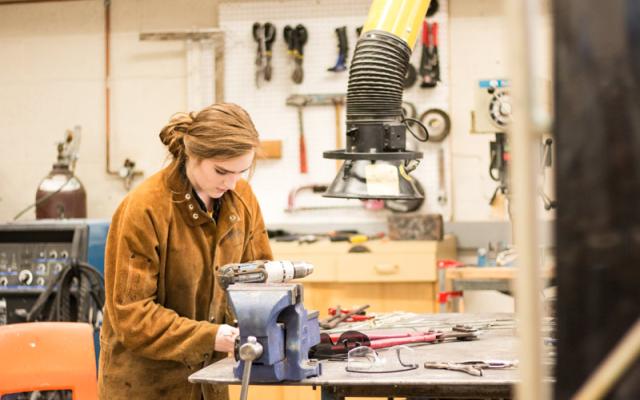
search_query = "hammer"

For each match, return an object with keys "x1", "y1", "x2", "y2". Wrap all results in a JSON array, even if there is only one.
[{"x1": 286, "y1": 94, "x2": 308, "y2": 174}]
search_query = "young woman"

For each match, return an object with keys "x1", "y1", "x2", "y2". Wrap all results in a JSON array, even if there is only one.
[{"x1": 98, "y1": 103, "x2": 273, "y2": 400}]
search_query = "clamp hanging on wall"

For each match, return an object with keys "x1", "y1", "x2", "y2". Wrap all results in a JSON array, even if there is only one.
[
  {"x1": 252, "y1": 22, "x2": 276, "y2": 87},
  {"x1": 284, "y1": 24, "x2": 308, "y2": 84}
]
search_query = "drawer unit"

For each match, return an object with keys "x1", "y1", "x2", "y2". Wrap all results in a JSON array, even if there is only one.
[{"x1": 271, "y1": 235, "x2": 456, "y2": 284}]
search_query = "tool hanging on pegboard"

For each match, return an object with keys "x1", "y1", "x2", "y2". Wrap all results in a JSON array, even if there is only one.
[
  {"x1": 284, "y1": 24, "x2": 308, "y2": 84},
  {"x1": 286, "y1": 93, "x2": 346, "y2": 174},
  {"x1": 426, "y1": 0, "x2": 439, "y2": 17},
  {"x1": 419, "y1": 20, "x2": 440, "y2": 88},
  {"x1": 328, "y1": 26, "x2": 349, "y2": 72},
  {"x1": 252, "y1": 22, "x2": 276, "y2": 88}
]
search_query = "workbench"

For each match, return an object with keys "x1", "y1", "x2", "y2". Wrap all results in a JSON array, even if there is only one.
[{"x1": 190, "y1": 313, "x2": 536, "y2": 400}]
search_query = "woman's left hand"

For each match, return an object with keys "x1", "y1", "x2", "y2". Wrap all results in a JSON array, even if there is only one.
[{"x1": 214, "y1": 324, "x2": 240, "y2": 353}]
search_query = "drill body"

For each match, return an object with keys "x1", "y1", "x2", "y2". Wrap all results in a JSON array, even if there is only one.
[{"x1": 218, "y1": 260, "x2": 314, "y2": 289}]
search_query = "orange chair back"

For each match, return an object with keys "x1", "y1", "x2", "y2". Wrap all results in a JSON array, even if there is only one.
[{"x1": 0, "y1": 322, "x2": 97, "y2": 400}]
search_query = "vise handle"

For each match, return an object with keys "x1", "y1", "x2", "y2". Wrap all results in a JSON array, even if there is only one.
[{"x1": 239, "y1": 336, "x2": 263, "y2": 400}]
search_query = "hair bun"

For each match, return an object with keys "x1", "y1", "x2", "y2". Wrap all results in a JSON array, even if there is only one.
[{"x1": 159, "y1": 112, "x2": 193, "y2": 159}]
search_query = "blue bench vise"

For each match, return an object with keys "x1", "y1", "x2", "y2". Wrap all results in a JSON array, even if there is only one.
[{"x1": 227, "y1": 282, "x2": 321, "y2": 382}]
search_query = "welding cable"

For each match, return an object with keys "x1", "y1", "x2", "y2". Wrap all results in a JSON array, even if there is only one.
[{"x1": 26, "y1": 260, "x2": 105, "y2": 327}]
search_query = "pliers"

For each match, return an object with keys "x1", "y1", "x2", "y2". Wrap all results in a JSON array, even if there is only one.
[
  {"x1": 424, "y1": 359, "x2": 518, "y2": 376},
  {"x1": 320, "y1": 304, "x2": 370, "y2": 329}
]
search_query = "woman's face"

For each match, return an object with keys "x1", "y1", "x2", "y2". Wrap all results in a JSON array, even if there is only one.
[{"x1": 186, "y1": 151, "x2": 255, "y2": 199}]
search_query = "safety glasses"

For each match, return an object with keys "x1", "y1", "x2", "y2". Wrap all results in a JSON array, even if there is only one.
[{"x1": 346, "y1": 345, "x2": 419, "y2": 373}]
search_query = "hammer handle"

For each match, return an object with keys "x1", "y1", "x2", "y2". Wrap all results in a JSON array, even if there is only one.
[
  {"x1": 297, "y1": 105, "x2": 308, "y2": 174},
  {"x1": 300, "y1": 133, "x2": 307, "y2": 174}
]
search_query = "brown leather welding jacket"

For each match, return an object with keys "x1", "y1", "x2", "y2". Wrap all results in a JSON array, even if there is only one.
[{"x1": 98, "y1": 161, "x2": 273, "y2": 400}]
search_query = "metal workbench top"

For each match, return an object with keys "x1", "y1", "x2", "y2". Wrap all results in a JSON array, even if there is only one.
[{"x1": 189, "y1": 313, "x2": 547, "y2": 399}]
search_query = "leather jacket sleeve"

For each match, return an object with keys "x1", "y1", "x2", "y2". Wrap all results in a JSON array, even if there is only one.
[{"x1": 105, "y1": 197, "x2": 218, "y2": 368}]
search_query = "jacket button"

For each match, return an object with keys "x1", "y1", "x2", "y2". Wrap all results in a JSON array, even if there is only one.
[
  {"x1": 185, "y1": 193, "x2": 192, "y2": 200},
  {"x1": 188, "y1": 204, "x2": 194, "y2": 210},
  {"x1": 229, "y1": 215, "x2": 237, "y2": 222},
  {"x1": 192, "y1": 213, "x2": 199, "y2": 219}
]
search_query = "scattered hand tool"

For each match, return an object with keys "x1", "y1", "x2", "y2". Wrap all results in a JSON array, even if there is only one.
[
  {"x1": 310, "y1": 326, "x2": 478, "y2": 359},
  {"x1": 327, "y1": 307, "x2": 374, "y2": 323},
  {"x1": 320, "y1": 304, "x2": 370, "y2": 329},
  {"x1": 424, "y1": 359, "x2": 518, "y2": 376},
  {"x1": 328, "y1": 231, "x2": 385, "y2": 244},
  {"x1": 328, "y1": 26, "x2": 349, "y2": 72},
  {"x1": 284, "y1": 24, "x2": 308, "y2": 84},
  {"x1": 419, "y1": 20, "x2": 440, "y2": 88},
  {"x1": 252, "y1": 22, "x2": 276, "y2": 87}
]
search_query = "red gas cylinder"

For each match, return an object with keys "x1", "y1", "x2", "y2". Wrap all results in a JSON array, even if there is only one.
[{"x1": 35, "y1": 163, "x2": 87, "y2": 219}]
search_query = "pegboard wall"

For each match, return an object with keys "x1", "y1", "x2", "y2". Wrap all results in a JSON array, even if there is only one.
[{"x1": 220, "y1": 0, "x2": 452, "y2": 226}]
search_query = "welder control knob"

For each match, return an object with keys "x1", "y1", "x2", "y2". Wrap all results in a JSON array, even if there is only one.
[
  {"x1": 18, "y1": 270, "x2": 33, "y2": 285},
  {"x1": 239, "y1": 336, "x2": 263, "y2": 362},
  {"x1": 0, "y1": 277, "x2": 8, "y2": 286}
]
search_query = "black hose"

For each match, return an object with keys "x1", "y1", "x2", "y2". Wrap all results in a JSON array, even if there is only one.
[
  {"x1": 27, "y1": 260, "x2": 104, "y2": 327},
  {"x1": 347, "y1": 31, "x2": 410, "y2": 121}
]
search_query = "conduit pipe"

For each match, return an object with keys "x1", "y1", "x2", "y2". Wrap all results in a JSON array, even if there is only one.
[{"x1": 504, "y1": 0, "x2": 547, "y2": 399}]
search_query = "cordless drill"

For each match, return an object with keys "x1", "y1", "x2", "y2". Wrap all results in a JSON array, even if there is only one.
[{"x1": 217, "y1": 260, "x2": 314, "y2": 289}]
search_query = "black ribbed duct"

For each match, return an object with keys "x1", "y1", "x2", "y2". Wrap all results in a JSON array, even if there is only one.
[{"x1": 323, "y1": 30, "x2": 424, "y2": 200}]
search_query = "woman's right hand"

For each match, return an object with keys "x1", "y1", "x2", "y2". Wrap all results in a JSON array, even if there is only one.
[{"x1": 214, "y1": 324, "x2": 239, "y2": 353}]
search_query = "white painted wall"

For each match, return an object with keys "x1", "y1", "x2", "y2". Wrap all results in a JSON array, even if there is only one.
[
  {"x1": 0, "y1": 0, "x2": 217, "y2": 221},
  {"x1": 0, "y1": 0, "x2": 551, "y2": 228}
]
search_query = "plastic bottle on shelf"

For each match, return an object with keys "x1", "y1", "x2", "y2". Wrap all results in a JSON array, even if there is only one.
[{"x1": 477, "y1": 247, "x2": 487, "y2": 267}]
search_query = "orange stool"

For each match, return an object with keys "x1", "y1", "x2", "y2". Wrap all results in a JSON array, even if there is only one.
[{"x1": 0, "y1": 322, "x2": 97, "y2": 400}]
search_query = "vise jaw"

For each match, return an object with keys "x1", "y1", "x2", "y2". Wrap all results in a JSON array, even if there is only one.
[{"x1": 227, "y1": 283, "x2": 321, "y2": 382}]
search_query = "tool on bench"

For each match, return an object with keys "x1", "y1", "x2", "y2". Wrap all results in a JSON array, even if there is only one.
[
  {"x1": 320, "y1": 304, "x2": 370, "y2": 329},
  {"x1": 328, "y1": 231, "x2": 385, "y2": 244},
  {"x1": 284, "y1": 24, "x2": 308, "y2": 84},
  {"x1": 424, "y1": 359, "x2": 518, "y2": 376},
  {"x1": 310, "y1": 326, "x2": 478, "y2": 359},
  {"x1": 419, "y1": 20, "x2": 440, "y2": 88},
  {"x1": 327, "y1": 310, "x2": 372, "y2": 323},
  {"x1": 328, "y1": 26, "x2": 349, "y2": 72},
  {"x1": 252, "y1": 22, "x2": 276, "y2": 87},
  {"x1": 219, "y1": 261, "x2": 320, "y2": 394}
]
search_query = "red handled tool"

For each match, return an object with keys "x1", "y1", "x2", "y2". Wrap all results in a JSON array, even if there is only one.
[
  {"x1": 310, "y1": 327, "x2": 478, "y2": 359},
  {"x1": 419, "y1": 20, "x2": 440, "y2": 88}
]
